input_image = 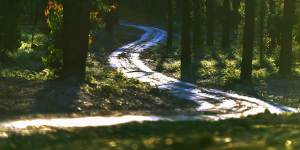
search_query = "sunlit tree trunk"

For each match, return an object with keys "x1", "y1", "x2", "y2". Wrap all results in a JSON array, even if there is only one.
[
  {"x1": 181, "y1": 0, "x2": 192, "y2": 82},
  {"x1": 279, "y1": 0, "x2": 296, "y2": 76},
  {"x1": 62, "y1": 0, "x2": 90, "y2": 79},
  {"x1": 240, "y1": 0, "x2": 256, "y2": 82}
]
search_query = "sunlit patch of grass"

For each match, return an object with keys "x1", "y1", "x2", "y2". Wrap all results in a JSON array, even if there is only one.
[
  {"x1": 162, "y1": 60, "x2": 181, "y2": 78},
  {"x1": 163, "y1": 60, "x2": 180, "y2": 73},
  {"x1": 253, "y1": 68, "x2": 268, "y2": 79},
  {"x1": 198, "y1": 59, "x2": 218, "y2": 79},
  {"x1": 294, "y1": 63, "x2": 300, "y2": 76},
  {"x1": 221, "y1": 60, "x2": 240, "y2": 83},
  {"x1": 2, "y1": 114, "x2": 300, "y2": 150},
  {"x1": 0, "y1": 68, "x2": 55, "y2": 81}
]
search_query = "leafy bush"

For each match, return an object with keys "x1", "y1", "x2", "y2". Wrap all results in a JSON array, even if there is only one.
[{"x1": 42, "y1": 0, "x2": 63, "y2": 73}]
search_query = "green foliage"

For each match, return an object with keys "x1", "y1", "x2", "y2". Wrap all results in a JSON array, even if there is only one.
[
  {"x1": 42, "y1": 0, "x2": 63, "y2": 73},
  {"x1": 0, "y1": 27, "x2": 56, "y2": 81},
  {"x1": 41, "y1": 0, "x2": 110, "y2": 74}
]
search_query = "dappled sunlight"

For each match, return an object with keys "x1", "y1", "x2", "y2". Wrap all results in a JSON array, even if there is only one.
[
  {"x1": 109, "y1": 24, "x2": 298, "y2": 121},
  {"x1": 0, "y1": 24, "x2": 298, "y2": 138},
  {"x1": 0, "y1": 115, "x2": 163, "y2": 130}
]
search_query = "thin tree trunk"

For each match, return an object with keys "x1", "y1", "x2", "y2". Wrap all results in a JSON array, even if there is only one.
[
  {"x1": 258, "y1": 0, "x2": 266, "y2": 66},
  {"x1": 192, "y1": 0, "x2": 204, "y2": 51},
  {"x1": 279, "y1": 0, "x2": 295, "y2": 76},
  {"x1": 181, "y1": 0, "x2": 192, "y2": 82},
  {"x1": 222, "y1": 0, "x2": 231, "y2": 49},
  {"x1": 232, "y1": 0, "x2": 241, "y2": 33},
  {"x1": 267, "y1": 0, "x2": 276, "y2": 55},
  {"x1": 206, "y1": 0, "x2": 215, "y2": 47},
  {"x1": 240, "y1": 0, "x2": 256, "y2": 82},
  {"x1": 62, "y1": 0, "x2": 90, "y2": 79},
  {"x1": 167, "y1": 0, "x2": 174, "y2": 50}
]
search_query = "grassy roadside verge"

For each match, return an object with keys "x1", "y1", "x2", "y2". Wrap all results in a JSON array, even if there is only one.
[{"x1": 1, "y1": 113, "x2": 300, "y2": 150}]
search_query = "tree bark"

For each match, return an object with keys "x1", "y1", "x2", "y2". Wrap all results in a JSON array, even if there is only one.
[
  {"x1": 206, "y1": 0, "x2": 216, "y2": 47},
  {"x1": 232, "y1": 0, "x2": 241, "y2": 33},
  {"x1": 240, "y1": 0, "x2": 256, "y2": 82},
  {"x1": 62, "y1": 0, "x2": 90, "y2": 80},
  {"x1": 167, "y1": 0, "x2": 174, "y2": 50},
  {"x1": 267, "y1": 0, "x2": 276, "y2": 55},
  {"x1": 279, "y1": 0, "x2": 295, "y2": 76},
  {"x1": 181, "y1": 0, "x2": 192, "y2": 82},
  {"x1": 258, "y1": 0, "x2": 266, "y2": 66},
  {"x1": 222, "y1": 0, "x2": 231, "y2": 49},
  {"x1": 192, "y1": 0, "x2": 204, "y2": 51}
]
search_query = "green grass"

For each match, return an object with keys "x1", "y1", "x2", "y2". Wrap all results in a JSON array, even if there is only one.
[
  {"x1": 0, "y1": 27, "x2": 55, "y2": 81},
  {"x1": 1, "y1": 113, "x2": 300, "y2": 150},
  {"x1": 0, "y1": 25, "x2": 197, "y2": 118},
  {"x1": 141, "y1": 45, "x2": 300, "y2": 109}
]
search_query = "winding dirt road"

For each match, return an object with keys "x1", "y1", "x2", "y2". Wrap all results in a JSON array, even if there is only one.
[
  {"x1": 0, "y1": 24, "x2": 297, "y2": 132},
  {"x1": 109, "y1": 24, "x2": 297, "y2": 118}
]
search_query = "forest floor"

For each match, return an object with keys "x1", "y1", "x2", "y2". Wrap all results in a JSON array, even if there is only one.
[
  {"x1": 1, "y1": 113, "x2": 300, "y2": 150},
  {"x1": 0, "y1": 26, "x2": 197, "y2": 120},
  {"x1": 141, "y1": 44, "x2": 300, "y2": 109}
]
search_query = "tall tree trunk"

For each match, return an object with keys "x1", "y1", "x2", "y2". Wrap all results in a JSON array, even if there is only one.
[
  {"x1": 258, "y1": 0, "x2": 266, "y2": 66},
  {"x1": 222, "y1": 0, "x2": 231, "y2": 49},
  {"x1": 192, "y1": 0, "x2": 204, "y2": 52},
  {"x1": 206, "y1": 0, "x2": 216, "y2": 47},
  {"x1": 181, "y1": 0, "x2": 192, "y2": 82},
  {"x1": 267, "y1": 0, "x2": 276, "y2": 55},
  {"x1": 167, "y1": 0, "x2": 174, "y2": 50},
  {"x1": 232, "y1": 0, "x2": 241, "y2": 33},
  {"x1": 62, "y1": 0, "x2": 90, "y2": 80},
  {"x1": 240, "y1": 0, "x2": 256, "y2": 82},
  {"x1": 279, "y1": 0, "x2": 295, "y2": 76}
]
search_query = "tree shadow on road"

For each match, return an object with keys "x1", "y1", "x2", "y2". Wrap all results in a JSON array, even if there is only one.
[
  {"x1": 33, "y1": 79, "x2": 81, "y2": 114},
  {"x1": 0, "y1": 77, "x2": 81, "y2": 119}
]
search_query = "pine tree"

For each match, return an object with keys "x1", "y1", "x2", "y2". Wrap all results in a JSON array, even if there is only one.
[
  {"x1": 222, "y1": 0, "x2": 231, "y2": 49},
  {"x1": 62, "y1": 0, "x2": 91, "y2": 79},
  {"x1": 206, "y1": 0, "x2": 216, "y2": 47},
  {"x1": 258, "y1": 0, "x2": 266, "y2": 65},
  {"x1": 240, "y1": 0, "x2": 256, "y2": 81},
  {"x1": 167, "y1": 0, "x2": 174, "y2": 50},
  {"x1": 181, "y1": 0, "x2": 192, "y2": 81},
  {"x1": 267, "y1": 0, "x2": 276, "y2": 55},
  {"x1": 192, "y1": 0, "x2": 204, "y2": 52},
  {"x1": 279, "y1": 0, "x2": 296, "y2": 76}
]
